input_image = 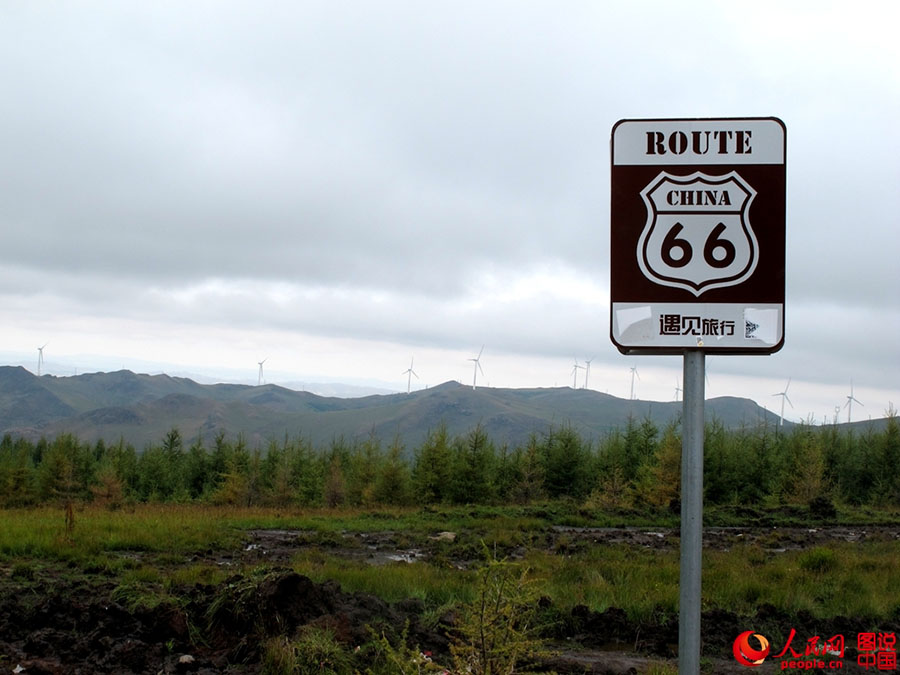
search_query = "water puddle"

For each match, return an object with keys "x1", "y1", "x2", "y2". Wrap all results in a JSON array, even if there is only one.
[{"x1": 240, "y1": 529, "x2": 425, "y2": 565}]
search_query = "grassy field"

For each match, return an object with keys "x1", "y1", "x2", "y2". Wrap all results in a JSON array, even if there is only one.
[
  {"x1": 3, "y1": 503, "x2": 899, "y2": 618},
  {"x1": 2, "y1": 502, "x2": 899, "y2": 673}
]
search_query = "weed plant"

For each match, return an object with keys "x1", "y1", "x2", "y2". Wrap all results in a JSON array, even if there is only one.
[{"x1": 366, "y1": 622, "x2": 447, "y2": 674}]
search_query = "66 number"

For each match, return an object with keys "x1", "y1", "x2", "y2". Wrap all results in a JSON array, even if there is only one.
[{"x1": 660, "y1": 222, "x2": 736, "y2": 269}]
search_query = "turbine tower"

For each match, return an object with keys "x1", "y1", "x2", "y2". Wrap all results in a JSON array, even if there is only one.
[
  {"x1": 772, "y1": 377, "x2": 793, "y2": 426},
  {"x1": 843, "y1": 380, "x2": 863, "y2": 423},
  {"x1": 583, "y1": 358, "x2": 594, "y2": 390},
  {"x1": 257, "y1": 358, "x2": 267, "y2": 386},
  {"x1": 570, "y1": 358, "x2": 585, "y2": 389},
  {"x1": 402, "y1": 357, "x2": 418, "y2": 394},
  {"x1": 37, "y1": 343, "x2": 48, "y2": 376},
  {"x1": 629, "y1": 366, "x2": 640, "y2": 400},
  {"x1": 468, "y1": 345, "x2": 485, "y2": 390}
]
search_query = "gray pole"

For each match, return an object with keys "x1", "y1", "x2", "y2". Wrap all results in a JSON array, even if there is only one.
[{"x1": 679, "y1": 350, "x2": 705, "y2": 674}]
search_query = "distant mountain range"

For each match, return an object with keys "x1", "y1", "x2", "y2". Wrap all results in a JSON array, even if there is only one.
[{"x1": 0, "y1": 365, "x2": 866, "y2": 451}]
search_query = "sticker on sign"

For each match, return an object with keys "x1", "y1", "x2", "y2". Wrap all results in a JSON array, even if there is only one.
[{"x1": 610, "y1": 117, "x2": 785, "y2": 355}]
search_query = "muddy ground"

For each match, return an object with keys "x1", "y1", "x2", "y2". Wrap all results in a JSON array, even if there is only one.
[
  {"x1": 231, "y1": 523, "x2": 900, "y2": 566},
  {"x1": 2, "y1": 525, "x2": 899, "y2": 674}
]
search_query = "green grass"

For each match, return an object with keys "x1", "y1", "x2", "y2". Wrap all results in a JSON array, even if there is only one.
[
  {"x1": 528, "y1": 539, "x2": 900, "y2": 626},
  {"x1": 289, "y1": 548, "x2": 473, "y2": 610},
  {"x1": 527, "y1": 547, "x2": 680, "y2": 622},
  {"x1": 2, "y1": 502, "x2": 899, "y2": 630},
  {"x1": 109, "y1": 563, "x2": 188, "y2": 615},
  {"x1": 4, "y1": 501, "x2": 897, "y2": 675},
  {"x1": 0, "y1": 505, "x2": 241, "y2": 561},
  {"x1": 704, "y1": 541, "x2": 900, "y2": 620},
  {"x1": 222, "y1": 503, "x2": 554, "y2": 536},
  {"x1": 4, "y1": 500, "x2": 889, "y2": 559}
]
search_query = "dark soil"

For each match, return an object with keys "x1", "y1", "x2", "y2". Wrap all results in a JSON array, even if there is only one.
[
  {"x1": 0, "y1": 565, "x2": 445, "y2": 674},
  {"x1": 2, "y1": 526, "x2": 898, "y2": 674}
]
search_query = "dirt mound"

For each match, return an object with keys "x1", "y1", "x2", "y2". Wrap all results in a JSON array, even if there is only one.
[
  {"x1": 202, "y1": 567, "x2": 446, "y2": 662},
  {"x1": 0, "y1": 567, "x2": 445, "y2": 674}
]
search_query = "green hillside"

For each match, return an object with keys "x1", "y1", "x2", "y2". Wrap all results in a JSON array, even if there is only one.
[{"x1": 1, "y1": 366, "x2": 798, "y2": 450}]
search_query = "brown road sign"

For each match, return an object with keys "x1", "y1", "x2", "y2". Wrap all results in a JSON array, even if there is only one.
[{"x1": 610, "y1": 117, "x2": 786, "y2": 355}]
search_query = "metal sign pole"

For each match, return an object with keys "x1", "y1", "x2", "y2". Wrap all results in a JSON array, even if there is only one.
[
  {"x1": 611, "y1": 116, "x2": 784, "y2": 674},
  {"x1": 679, "y1": 349, "x2": 705, "y2": 674}
]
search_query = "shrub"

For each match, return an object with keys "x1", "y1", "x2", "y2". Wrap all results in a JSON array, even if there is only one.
[{"x1": 449, "y1": 548, "x2": 547, "y2": 675}]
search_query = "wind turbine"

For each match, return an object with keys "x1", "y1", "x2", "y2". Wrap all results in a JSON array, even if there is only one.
[
  {"x1": 629, "y1": 366, "x2": 640, "y2": 400},
  {"x1": 37, "y1": 343, "x2": 48, "y2": 376},
  {"x1": 583, "y1": 358, "x2": 594, "y2": 390},
  {"x1": 674, "y1": 377, "x2": 683, "y2": 401},
  {"x1": 402, "y1": 357, "x2": 418, "y2": 394},
  {"x1": 843, "y1": 380, "x2": 863, "y2": 423},
  {"x1": 772, "y1": 377, "x2": 793, "y2": 426},
  {"x1": 257, "y1": 358, "x2": 267, "y2": 386},
  {"x1": 570, "y1": 358, "x2": 585, "y2": 389},
  {"x1": 468, "y1": 345, "x2": 485, "y2": 390}
]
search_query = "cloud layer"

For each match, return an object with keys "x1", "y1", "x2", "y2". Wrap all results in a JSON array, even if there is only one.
[{"x1": 2, "y1": 2, "x2": 898, "y2": 420}]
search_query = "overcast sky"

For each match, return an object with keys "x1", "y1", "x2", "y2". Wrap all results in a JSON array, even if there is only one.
[{"x1": 2, "y1": 1, "x2": 898, "y2": 424}]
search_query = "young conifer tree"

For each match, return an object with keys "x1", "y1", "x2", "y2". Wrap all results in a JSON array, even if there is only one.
[{"x1": 412, "y1": 423, "x2": 452, "y2": 504}]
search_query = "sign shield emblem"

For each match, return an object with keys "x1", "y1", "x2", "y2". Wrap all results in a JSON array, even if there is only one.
[{"x1": 637, "y1": 171, "x2": 758, "y2": 296}]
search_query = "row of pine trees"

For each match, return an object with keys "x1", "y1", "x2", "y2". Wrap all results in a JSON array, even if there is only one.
[{"x1": 0, "y1": 414, "x2": 897, "y2": 509}]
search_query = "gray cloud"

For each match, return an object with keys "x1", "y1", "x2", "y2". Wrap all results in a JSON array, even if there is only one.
[{"x1": 1, "y1": 2, "x2": 898, "y2": 414}]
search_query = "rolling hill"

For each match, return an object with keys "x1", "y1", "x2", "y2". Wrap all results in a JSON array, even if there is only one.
[{"x1": 1, "y1": 365, "x2": 797, "y2": 450}]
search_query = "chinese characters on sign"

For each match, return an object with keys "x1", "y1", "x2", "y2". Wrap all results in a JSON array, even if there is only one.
[{"x1": 659, "y1": 313, "x2": 735, "y2": 338}]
